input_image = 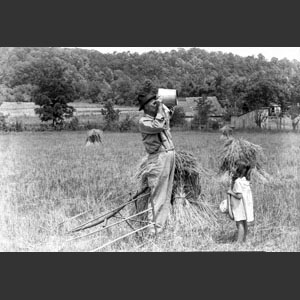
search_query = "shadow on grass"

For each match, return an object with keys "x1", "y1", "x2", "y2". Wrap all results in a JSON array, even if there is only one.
[{"x1": 213, "y1": 230, "x2": 236, "y2": 244}]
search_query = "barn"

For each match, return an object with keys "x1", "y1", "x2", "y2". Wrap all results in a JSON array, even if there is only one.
[{"x1": 177, "y1": 96, "x2": 226, "y2": 128}]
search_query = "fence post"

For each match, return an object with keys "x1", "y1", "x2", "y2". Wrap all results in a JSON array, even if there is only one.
[{"x1": 280, "y1": 117, "x2": 282, "y2": 130}]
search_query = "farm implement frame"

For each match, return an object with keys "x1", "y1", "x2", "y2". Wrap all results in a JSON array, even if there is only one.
[{"x1": 60, "y1": 187, "x2": 157, "y2": 251}]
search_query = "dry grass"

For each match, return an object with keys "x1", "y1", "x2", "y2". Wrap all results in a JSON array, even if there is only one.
[{"x1": 0, "y1": 131, "x2": 299, "y2": 252}]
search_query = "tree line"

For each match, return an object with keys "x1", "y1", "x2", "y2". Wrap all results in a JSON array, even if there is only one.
[{"x1": 1, "y1": 46, "x2": 300, "y2": 117}]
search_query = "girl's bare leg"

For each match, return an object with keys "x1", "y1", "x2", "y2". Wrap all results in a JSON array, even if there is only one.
[
  {"x1": 243, "y1": 221, "x2": 248, "y2": 242},
  {"x1": 236, "y1": 221, "x2": 245, "y2": 243}
]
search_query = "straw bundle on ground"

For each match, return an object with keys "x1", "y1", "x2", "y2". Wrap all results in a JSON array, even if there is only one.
[
  {"x1": 85, "y1": 129, "x2": 103, "y2": 146},
  {"x1": 170, "y1": 186, "x2": 219, "y2": 230},
  {"x1": 131, "y1": 150, "x2": 217, "y2": 230},
  {"x1": 218, "y1": 136, "x2": 269, "y2": 181},
  {"x1": 220, "y1": 125, "x2": 233, "y2": 139}
]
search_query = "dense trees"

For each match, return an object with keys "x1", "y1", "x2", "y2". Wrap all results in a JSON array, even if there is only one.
[
  {"x1": 14, "y1": 54, "x2": 77, "y2": 128},
  {"x1": 101, "y1": 99, "x2": 120, "y2": 131},
  {"x1": 1, "y1": 47, "x2": 300, "y2": 115},
  {"x1": 191, "y1": 96, "x2": 214, "y2": 129}
]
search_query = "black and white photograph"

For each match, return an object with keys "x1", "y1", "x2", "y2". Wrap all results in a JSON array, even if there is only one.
[{"x1": 0, "y1": 46, "x2": 299, "y2": 252}]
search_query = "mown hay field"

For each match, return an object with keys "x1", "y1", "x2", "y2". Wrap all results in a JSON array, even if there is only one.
[{"x1": 0, "y1": 130, "x2": 299, "y2": 252}]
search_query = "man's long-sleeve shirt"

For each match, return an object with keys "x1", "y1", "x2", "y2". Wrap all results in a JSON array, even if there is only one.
[{"x1": 139, "y1": 109, "x2": 174, "y2": 154}]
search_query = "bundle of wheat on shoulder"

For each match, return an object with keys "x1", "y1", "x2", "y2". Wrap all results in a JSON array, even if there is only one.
[{"x1": 218, "y1": 136, "x2": 270, "y2": 183}]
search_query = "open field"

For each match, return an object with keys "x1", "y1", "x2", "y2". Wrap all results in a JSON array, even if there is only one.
[
  {"x1": 0, "y1": 101, "x2": 143, "y2": 130},
  {"x1": 0, "y1": 130, "x2": 299, "y2": 252}
]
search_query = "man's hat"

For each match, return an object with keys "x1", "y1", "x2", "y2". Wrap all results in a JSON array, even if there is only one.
[{"x1": 137, "y1": 93, "x2": 157, "y2": 111}]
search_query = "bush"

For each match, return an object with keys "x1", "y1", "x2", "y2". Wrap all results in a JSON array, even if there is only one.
[
  {"x1": 103, "y1": 121, "x2": 120, "y2": 132},
  {"x1": 170, "y1": 106, "x2": 186, "y2": 127},
  {"x1": 38, "y1": 123, "x2": 53, "y2": 131},
  {"x1": 15, "y1": 120, "x2": 24, "y2": 132},
  {"x1": 0, "y1": 114, "x2": 7, "y2": 131},
  {"x1": 64, "y1": 117, "x2": 80, "y2": 131},
  {"x1": 85, "y1": 121, "x2": 104, "y2": 131},
  {"x1": 191, "y1": 115, "x2": 200, "y2": 130},
  {"x1": 0, "y1": 119, "x2": 24, "y2": 132},
  {"x1": 119, "y1": 115, "x2": 138, "y2": 132},
  {"x1": 211, "y1": 120, "x2": 220, "y2": 130}
]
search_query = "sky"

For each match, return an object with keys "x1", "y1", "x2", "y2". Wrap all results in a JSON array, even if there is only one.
[{"x1": 63, "y1": 47, "x2": 300, "y2": 62}]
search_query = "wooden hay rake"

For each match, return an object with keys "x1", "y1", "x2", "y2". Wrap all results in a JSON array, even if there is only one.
[{"x1": 61, "y1": 187, "x2": 157, "y2": 252}]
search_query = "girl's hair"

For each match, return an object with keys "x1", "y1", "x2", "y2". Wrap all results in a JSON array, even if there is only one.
[{"x1": 232, "y1": 160, "x2": 251, "y2": 186}]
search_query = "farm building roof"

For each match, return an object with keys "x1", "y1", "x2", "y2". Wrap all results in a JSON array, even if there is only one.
[
  {"x1": 206, "y1": 96, "x2": 226, "y2": 115},
  {"x1": 177, "y1": 97, "x2": 197, "y2": 114},
  {"x1": 269, "y1": 102, "x2": 281, "y2": 107}
]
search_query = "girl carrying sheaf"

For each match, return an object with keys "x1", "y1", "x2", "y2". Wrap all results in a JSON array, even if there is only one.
[{"x1": 227, "y1": 160, "x2": 254, "y2": 243}]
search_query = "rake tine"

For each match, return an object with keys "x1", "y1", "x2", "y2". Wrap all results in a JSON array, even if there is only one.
[
  {"x1": 112, "y1": 215, "x2": 150, "y2": 224},
  {"x1": 89, "y1": 223, "x2": 155, "y2": 252},
  {"x1": 70, "y1": 193, "x2": 150, "y2": 233},
  {"x1": 66, "y1": 208, "x2": 152, "y2": 242},
  {"x1": 57, "y1": 208, "x2": 94, "y2": 227},
  {"x1": 68, "y1": 190, "x2": 150, "y2": 233},
  {"x1": 69, "y1": 206, "x2": 126, "y2": 233},
  {"x1": 118, "y1": 211, "x2": 136, "y2": 232},
  {"x1": 58, "y1": 192, "x2": 122, "y2": 228}
]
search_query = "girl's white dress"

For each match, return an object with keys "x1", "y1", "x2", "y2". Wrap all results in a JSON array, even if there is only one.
[{"x1": 231, "y1": 177, "x2": 254, "y2": 222}]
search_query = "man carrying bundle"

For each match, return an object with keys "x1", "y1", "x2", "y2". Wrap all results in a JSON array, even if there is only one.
[{"x1": 137, "y1": 93, "x2": 176, "y2": 234}]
